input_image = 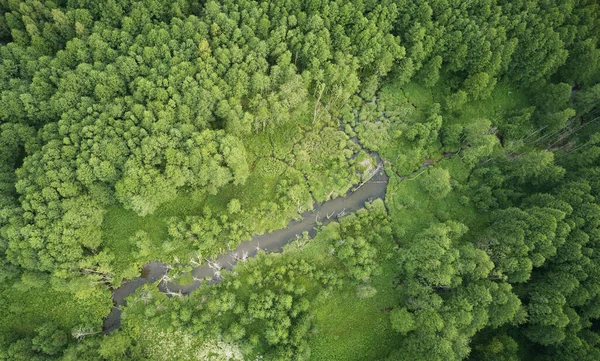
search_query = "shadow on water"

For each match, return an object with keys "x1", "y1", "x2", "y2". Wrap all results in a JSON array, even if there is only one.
[
  {"x1": 102, "y1": 261, "x2": 169, "y2": 332},
  {"x1": 102, "y1": 151, "x2": 389, "y2": 333}
]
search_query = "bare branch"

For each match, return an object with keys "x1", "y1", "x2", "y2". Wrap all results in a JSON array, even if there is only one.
[
  {"x1": 354, "y1": 163, "x2": 383, "y2": 192},
  {"x1": 164, "y1": 287, "x2": 183, "y2": 298},
  {"x1": 72, "y1": 327, "x2": 99, "y2": 341}
]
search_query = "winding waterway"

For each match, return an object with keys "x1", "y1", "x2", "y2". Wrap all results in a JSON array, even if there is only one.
[{"x1": 102, "y1": 151, "x2": 389, "y2": 333}]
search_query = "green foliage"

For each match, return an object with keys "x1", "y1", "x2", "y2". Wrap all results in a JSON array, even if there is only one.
[
  {"x1": 97, "y1": 333, "x2": 132, "y2": 360},
  {"x1": 576, "y1": 83, "x2": 600, "y2": 115},
  {"x1": 328, "y1": 200, "x2": 393, "y2": 281},
  {"x1": 464, "y1": 72, "x2": 496, "y2": 101},
  {"x1": 31, "y1": 323, "x2": 68, "y2": 356},
  {"x1": 2, "y1": 0, "x2": 600, "y2": 360},
  {"x1": 418, "y1": 55, "x2": 443, "y2": 88},
  {"x1": 227, "y1": 199, "x2": 241, "y2": 214},
  {"x1": 308, "y1": 257, "x2": 400, "y2": 361},
  {"x1": 389, "y1": 307, "x2": 416, "y2": 335},
  {"x1": 471, "y1": 335, "x2": 520, "y2": 361},
  {"x1": 478, "y1": 205, "x2": 568, "y2": 283},
  {"x1": 533, "y1": 82, "x2": 576, "y2": 132},
  {"x1": 421, "y1": 168, "x2": 452, "y2": 199}
]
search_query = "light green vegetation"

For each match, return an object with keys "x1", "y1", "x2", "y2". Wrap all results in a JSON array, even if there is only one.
[
  {"x1": 101, "y1": 120, "x2": 373, "y2": 285},
  {"x1": 106, "y1": 200, "x2": 396, "y2": 360},
  {"x1": 448, "y1": 82, "x2": 529, "y2": 131},
  {"x1": 355, "y1": 78, "x2": 530, "y2": 178},
  {"x1": 0, "y1": 275, "x2": 111, "y2": 348},
  {"x1": 355, "y1": 81, "x2": 442, "y2": 175},
  {"x1": 2, "y1": 0, "x2": 600, "y2": 360},
  {"x1": 385, "y1": 157, "x2": 485, "y2": 241},
  {"x1": 309, "y1": 260, "x2": 400, "y2": 361},
  {"x1": 102, "y1": 207, "x2": 169, "y2": 284}
]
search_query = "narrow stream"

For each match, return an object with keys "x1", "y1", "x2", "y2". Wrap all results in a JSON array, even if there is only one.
[{"x1": 102, "y1": 151, "x2": 389, "y2": 333}]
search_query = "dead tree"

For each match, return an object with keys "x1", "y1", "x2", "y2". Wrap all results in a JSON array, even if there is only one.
[
  {"x1": 140, "y1": 290, "x2": 153, "y2": 304},
  {"x1": 327, "y1": 190, "x2": 335, "y2": 199},
  {"x1": 72, "y1": 327, "x2": 99, "y2": 341},
  {"x1": 190, "y1": 256, "x2": 202, "y2": 267},
  {"x1": 207, "y1": 259, "x2": 223, "y2": 280},
  {"x1": 164, "y1": 286, "x2": 183, "y2": 298},
  {"x1": 313, "y1": 83, "x2": 325, "y2": 124},
  {"x1": 81, "y1": 268, "x2": 112, "y2": 284}
]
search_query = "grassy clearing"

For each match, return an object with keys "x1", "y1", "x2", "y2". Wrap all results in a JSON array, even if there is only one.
[
  {"x1": 378, "y1": 78, "x2": 528, "y2": 241},
  {"x1": 0, "y1": 276, "x2": 111, "y2": 344},
  {"x1": 102, "y1": 206, "x2": 170, "y2": 283},
  {"x1": 278, "y1": 212, "x2": 401, "y2": 361},
  {"x1": 385, "y1": 155, "x2": 486, "y2": 242},
  {"x1": 385, "y1": 174, "x2": 435, "y2": 239},
  {"x1": 451, "y1": 81, "x2": 529, "y2": 126},
  {"x1": 308, "y1": 259, "x2": 400, "y2": 361}
]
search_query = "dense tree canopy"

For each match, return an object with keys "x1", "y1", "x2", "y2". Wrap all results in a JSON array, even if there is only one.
[{"x1": 1, "y1": 0, "x2": 600, "y2": 360}]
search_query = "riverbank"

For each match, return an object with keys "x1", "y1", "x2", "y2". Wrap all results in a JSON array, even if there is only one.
[{"x1": 102, "y1": 151, "x2": 389, "y2": 333}]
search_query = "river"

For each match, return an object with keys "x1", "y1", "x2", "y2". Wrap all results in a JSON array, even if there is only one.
[{"x1": 102, "y1": 151, "x2": 389, "y2": 333}]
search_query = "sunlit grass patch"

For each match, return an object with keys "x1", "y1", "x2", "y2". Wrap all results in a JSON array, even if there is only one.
[
  {"x1": 0, "y1": 276, "x2": 111, "y2": 344},
  {"x1": 308, "y1": 260, "x2": 400, "y2": 361}
]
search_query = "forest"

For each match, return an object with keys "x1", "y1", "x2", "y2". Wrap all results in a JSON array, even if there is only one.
[{"x1": 1, "y1": 0, "x2": 600, "y2": 360}]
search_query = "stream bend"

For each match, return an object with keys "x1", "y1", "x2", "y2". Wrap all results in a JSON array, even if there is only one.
[{"x1": 102, "y1": 152, "x2": 389, "y2": 333}]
